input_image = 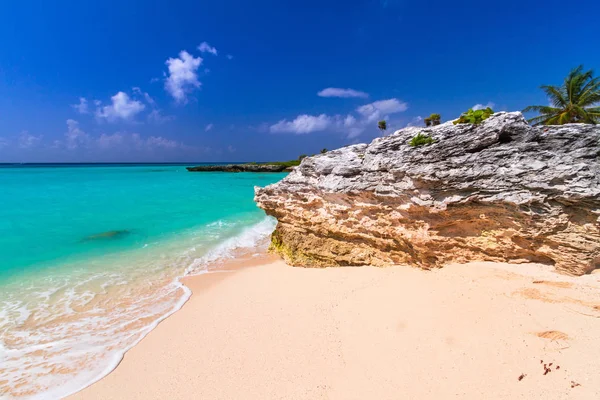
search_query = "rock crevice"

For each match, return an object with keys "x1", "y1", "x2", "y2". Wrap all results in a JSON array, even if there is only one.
[{"x1": 255, "y1": 112, "x2": 600, "y2": 275}]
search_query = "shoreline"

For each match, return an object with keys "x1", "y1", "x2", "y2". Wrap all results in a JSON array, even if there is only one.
[
  {"x1": 0, "y1": 215, "x2": 279, "y2": 399},
  {"x1": 59, "y1": 250, "x2": 279, "y2": 399},
  {"x1": 70, "y1": 260, "x2": 600, "y2": 399}
]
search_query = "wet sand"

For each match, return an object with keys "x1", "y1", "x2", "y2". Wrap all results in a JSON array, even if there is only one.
[{"x1": 71, "y1": 261, "x2": 600, "y2": 399}]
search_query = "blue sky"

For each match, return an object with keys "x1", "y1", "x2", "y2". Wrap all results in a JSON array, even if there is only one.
[{"x1": 1, "y1": 0, "x2": 599, "y2": 162}]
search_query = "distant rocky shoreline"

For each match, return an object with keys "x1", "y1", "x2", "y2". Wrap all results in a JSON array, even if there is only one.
[{"x1": 187, "y1": 164, "x2": 294, "y2": 173}]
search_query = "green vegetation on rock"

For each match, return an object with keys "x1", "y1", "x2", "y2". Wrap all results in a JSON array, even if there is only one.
[
  {"x1": 453, "y1": 108, "x2": 494, "y2": 125},
  {"x1": 523, "y1": 65, "x2": 600, "y2": 125},
  {"x1": 424, "y1": 113, "x2": 441, "y2": 127},
  {"x1": 409, "y1": 133, "x2": 435, "y2": 147},
  {"x1": 378, "y1": 120, "x2": 387, "y2": 134}
]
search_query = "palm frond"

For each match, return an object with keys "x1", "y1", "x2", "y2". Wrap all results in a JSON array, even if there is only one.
[
  {"x1": 572, "y1": 105, "x2": 595, "y2": 124},
  {"x1": 576, "y1": 76, "x2": 600, "y2": 105},
  {"x1": 522, "y1": 105, "x2": 560, "y2": 114},
  {"x1": 527, "y1": 114, "x2": 555, "y2": 126},
  {"x1": 540, "y1": 85, "x2": 568, "y2": 108},
  {"x1": 525, "y1": 65, "x2": 600, "y2": 126}
]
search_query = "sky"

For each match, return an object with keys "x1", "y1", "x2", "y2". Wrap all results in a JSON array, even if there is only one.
[{"x1": 1, "y1": 0, "x2": 599, "y2": 163}]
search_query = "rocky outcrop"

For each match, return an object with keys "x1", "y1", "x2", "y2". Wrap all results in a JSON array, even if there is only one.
[
  {"x1": 254, "y1": 112, "x2": 600, "y2": 275},
  {"x1": 187, "y1": 164, "x2": 291, "y2": 173}
]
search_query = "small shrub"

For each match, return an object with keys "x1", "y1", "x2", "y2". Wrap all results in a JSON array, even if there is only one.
[
  {"x1": 453, "y1": 108, "x2": 494, "y2": 125},
  {"x1": 409, "y1": 133, "x2": 435, "y2": 147},
  {"x1": 429, "y1": 113, "x2": 441, "y2": 125},
  {"x1": 378, "y1": 120, "x2": 387, "y2": 134},
  {"x1": 320, "y1": 148, "x2": 328, "y2": 154},
  {"x1": 424, "y1": 113, "x2": 441, "y2": 126}
]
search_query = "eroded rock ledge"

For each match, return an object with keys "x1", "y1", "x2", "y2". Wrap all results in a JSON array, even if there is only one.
[{"x1": 254, "y1": 112, "x2": 600, "y2": 275}]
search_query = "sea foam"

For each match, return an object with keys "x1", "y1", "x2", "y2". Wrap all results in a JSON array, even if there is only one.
[{"x1": 0, "y1": 217, "x2": 277, "y2": 399}]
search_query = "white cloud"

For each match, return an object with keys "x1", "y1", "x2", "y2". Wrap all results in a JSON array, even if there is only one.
[
  {"x1": 356, "y1": 98, "x2": 408, "y2": 122},
  {"x1": 406, "y1": 116, "x2": 423, "y2": 127},
  {"x1": 337, "y1": 114, "x2": 366, "y2": 138},
  {"x1": 317, "y1": 88, "x2": 369, "y2": 98},
  {"x1": 18, "y1": 131, "x2": 42, "y2": 148},
  {"x1": 65, "y1": 119, "x2": 90, "y2": 149},
  {"x1": 96, "y1": 92, "x2": 145, "y2": 121},
  {"x1": 130, "y1": 87, "x2": 173, "y2": 123},
  {"x1": 269, "y1": 98, "x2": 408, "y2": 139},
  {"x1": 147, "y1": 109, "x2": 175, "y2": 124},
  {"x1": 0, "y1": 137, "x2": 8, "y2": 149},
  {"x1": 96, "y1": 132, "x2": 181, "y2": 151},
  {"x1": 146, "y1": 136, "x2": 179, "y2": 149},
  {"x1": 97, "y1": 133, "x2": 124, "y2": 149},
  {"x1": 343, "y1": 114, "x2": 357, "y2": 127},
  {"x1": 472, "y1": 102, "x2": 495, "y2": 111},
  {"x1": 72, "y1": 97, "x2": 89, "y2": 114},
  {"x1": 132, "y1": 87, "x2": 156, "y2": 106},
  {"x1": 205, "y1": 123, "x2": 214, "y2": 132},
  {"x1": 270, "y1": 114, "x2": 332, "y2": 134},
  {"x1": 227, "y1": 145, "x2": 236, "y2": 153},
  {"x1": 165, "y1": 51, "x2": 203, "y2": 103},
  {"x1": 226, "y1": 54, "x2": 234, "y2": 60},
  {"x1": 198, "y1": 42, "x2": 218, "y2": 55}
]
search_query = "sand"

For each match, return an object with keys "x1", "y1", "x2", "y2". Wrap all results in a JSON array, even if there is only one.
[{"x1": 70, "y1": 261, "x2": 600, "y2": 400}]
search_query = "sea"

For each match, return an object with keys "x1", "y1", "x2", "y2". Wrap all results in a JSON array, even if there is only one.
[{"x1": 0, "y1": 163, "x2": 286, "y2": 399}]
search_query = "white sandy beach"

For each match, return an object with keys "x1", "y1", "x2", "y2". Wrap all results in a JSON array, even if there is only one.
[{"x1": 71, "y1": 260, "x2": 600, "y2": 400}]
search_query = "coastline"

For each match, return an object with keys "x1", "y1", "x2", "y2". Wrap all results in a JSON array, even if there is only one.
[{"x1": 70, "y1": 259, "x2": 600, "y2": 399}]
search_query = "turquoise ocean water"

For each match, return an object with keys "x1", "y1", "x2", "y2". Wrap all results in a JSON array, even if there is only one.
[{"x1": 0, "y1": 164, "x2": 285, "y2": 399}]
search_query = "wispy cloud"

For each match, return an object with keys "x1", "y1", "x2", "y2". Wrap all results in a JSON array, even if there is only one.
[
  {"x1": 147, "y1": 109, "x2": 175, "y2": 124},
  {"x1": 205, "y1": 123, "x2": 214, "y2": 132},
  {"x1": 18, "y1": 131, "x2": 43, "y2": 149},
  {"x1": 356, "y1": 98, "x2": 408, "y2": 122},
  {"x1": 132, "y1": 87, "x2": 156, "y2": 106},
  {"x1": 146, "y1": 136, "x2": 180, "y2": 149},
  {"x1": 0, "y1": 137, "x2": 9, "y2": 149},
  {"x1": 226, "y1": 54, "x2": 234, "y2": 60},
  {"x1": 96, "y1": 132, "x2": 183, "y2": 151},
  {"x1": 317, "y1": 88, "x2": 369, "y2": 98},
  {"x1": 97, "y1": 132, "x2": 125, "y2": 149},
  {"x1": 95, "y1": 92, "x2": 145, "y2": 122},
  {"x1": 198, "y1": 42, "x2": 218, "y2": 55},
  {"x1": 406, "y1": 116, "x2": 423, "y2": 127},
  {"x1": 65, "y1": 119, "x2": 90, "y2": 149},
  {"x1": 165, "y1": 51, "x2": 203, "y2": 103},
  {"x1": 71, "y1": 97, "x2": 89, "y2": 114},
  {"x1": 270, "y1": 114, "x2": 333, "y2": 134},
  {"x1": 269, "y1": 97, "x2": 408, "y2": 138},
  {"x1": 472, "y1": 102, "x2": 495, "y2": 111}
]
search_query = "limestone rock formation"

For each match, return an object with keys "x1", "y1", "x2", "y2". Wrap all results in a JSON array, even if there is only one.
[{"x1": 254, "y1": 112, "x2": 600, "y2": 275}]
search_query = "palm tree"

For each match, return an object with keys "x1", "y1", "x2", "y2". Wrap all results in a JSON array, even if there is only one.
[
  {"x1": 378, "y1": 120, "x2": 387, "y2": 135},
  {"x1": 523, "y1": 65, "x2": 600, "y2": 125}
]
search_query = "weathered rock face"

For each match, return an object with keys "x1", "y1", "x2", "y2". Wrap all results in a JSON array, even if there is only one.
[{"x1": 254, "y1": 112, "x2": 600, "y2": 275}]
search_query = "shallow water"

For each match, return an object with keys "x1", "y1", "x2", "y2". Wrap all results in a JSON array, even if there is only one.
[{"x1": 0, "y1": 164, "x2": 285, "y2": 398}]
